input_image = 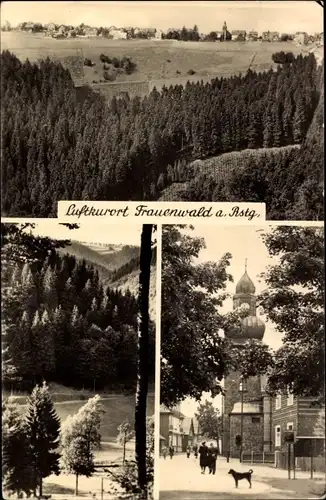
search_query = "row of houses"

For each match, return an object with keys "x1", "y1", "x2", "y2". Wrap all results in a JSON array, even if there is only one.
[
  {"x1": 160, "y1": 405, "x2": 200, "y2": 453},
  {"x1": 12, "y1": 23, "x2": 323, "y2": 45},
  {"x1": 14, "y1": 22, "x2": 163, "y2": 40},
  {"x1": 223, "y1": 30, "x2": 322, "y2": 43},
  {"x1": 161, "y1": 394, "x2": 325, "y2": 467}
]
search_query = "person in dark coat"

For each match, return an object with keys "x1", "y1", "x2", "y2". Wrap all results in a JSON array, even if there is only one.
[
  {"x1": 169, "y1": 445, "x2": 174, "y2": 459},
  {"x1": 198, "y1": 441, "x2": 209, "y2": 474},
  {"x1": 186, "y1": 446, "x2": 191, "y2": 458},
  {"x1": 193, "y1": 444, "x2": 198, "y2": 458},
  {"x1": 208, "y1": 443, "x2": 218, "y2": 475}
]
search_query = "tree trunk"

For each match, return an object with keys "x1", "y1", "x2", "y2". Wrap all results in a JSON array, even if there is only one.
[
  {"x1": 39, "y1": 476, "x2": 43, "y2": 498},
  {"x1": 75, "y1": 473, "x2": 78, "y2": 496},
  {"x1": 135, "y1": 224, "x2": 153, "y2": 498},
  {"x1": 123, "y1": 435, "x2": 126, "y2": 465}
]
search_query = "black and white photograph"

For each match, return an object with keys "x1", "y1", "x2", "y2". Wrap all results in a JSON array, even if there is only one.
[
  {"x1": 159, "y1": 224, "x2": 325, "y2": 499},
  {"x1": 1, "y1": 1, "x2": 324, "y2": 220},
  {"x1": 1, "y1": 222, "x2": 156, "y2": 499}
]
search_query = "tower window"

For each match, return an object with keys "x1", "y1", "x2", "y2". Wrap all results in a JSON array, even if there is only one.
[{"x1": 275, "y1": 395, "x2": 282, "y2": 409}]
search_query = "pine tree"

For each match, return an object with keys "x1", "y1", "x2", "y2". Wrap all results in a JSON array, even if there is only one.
[
  {"x1": 293, "y1": 95, "x2": 307, "y2": 144},
  {"x1": 43, "y1": 265, "x2": 58, "y2": 310},
  {"x1": 25, "y1": 381, "x2": 61, "y2": 497},
  {"x1": 2, "y1": 397, "x2": 36, "y2": 497},
  {"x1": 263, "y1": 105, "x2": 274, "y2": 148}
]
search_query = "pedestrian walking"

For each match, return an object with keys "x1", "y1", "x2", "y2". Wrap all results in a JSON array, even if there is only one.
[
  {"x1": 193, "y1": 444, "x2": 198, "y2": 459},
  {"x1": 198, "y1": 441, "x2": 209, "y2": 474},
  {"x1": 208, "y1": 443, "x2": 218, "y2": 475},
  {"x1": 186, "y1": 446, "x2": 191, "y2": 458},
  {"x1": 162, "y1": 445, "x2": 167, "y2": 459},
  {"x1": 169, "y1": 445, "x2": 174, "y2": 459}
]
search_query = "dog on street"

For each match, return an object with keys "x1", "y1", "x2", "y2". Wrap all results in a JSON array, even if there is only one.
[{"x1": 228, "y1": 468, "x2": 253, "y2": 488}]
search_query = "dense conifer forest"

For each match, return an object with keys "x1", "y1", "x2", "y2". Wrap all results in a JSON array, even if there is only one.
[
  {"x1": 1, "y1": 50, "x2": 323, "y2": 218},
  {"x1": 2, "y1": 247, "x2": 155, "y2": 391}
]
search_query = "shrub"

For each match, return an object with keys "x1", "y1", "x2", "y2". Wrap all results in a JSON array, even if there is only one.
[
  {"x1": 167, "y1": 59, "x2": 171, "y2": 63},
  {"x1": 187, "y1": 69, "x2": 196, "y2": 75},
  {"x1": 100, "y1": 54, "x2": 111, "y2": 64},
  {"x1": 122, "y1": 58, "x2": 137, "y2": 75},
  {"x1": 103, "y1": 70, "x2": 117, "y2": 82},
  {"x1": 272, "y1": 51, "x2": 295, "y2": 64},
  {"x1": 112, "y1": 57, "x2": 121, "y2": 68},
  {"x1": 83, "y1": 58, "x2": 92, "y2": 67},
  {"x1": 176, "y1": 70, "x2": 181, "y2": 75}
]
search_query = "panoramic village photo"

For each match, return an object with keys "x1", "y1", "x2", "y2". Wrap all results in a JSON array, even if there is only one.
[
  {"x1": 159, "y1": 224, "x2": 325, "y2": 499},
  {"x1": 0, "y1": 1, "x2": 324, "y2": 220},
  {"x1": 1, "y1": 222, "x2": 157, "y2": 500}
]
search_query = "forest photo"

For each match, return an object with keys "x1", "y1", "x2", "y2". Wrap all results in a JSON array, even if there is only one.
[
  {"x1": 1, "y1": 222, "x2": 156, "y2": 500},
  {"x1": 1, "y1": 1, "x2": 324, "y2": 220}
]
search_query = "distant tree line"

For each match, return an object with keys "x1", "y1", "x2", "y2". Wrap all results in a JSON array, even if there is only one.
[
  {"x1": 162, "y1": 25, "x2": 200, "y2": 41},
  {"x1": 1, "y1": 50, "x2": 322, "y2": 218},
  {"x1": 2, "y1": 249, "x2": 155, "y2": 391}
]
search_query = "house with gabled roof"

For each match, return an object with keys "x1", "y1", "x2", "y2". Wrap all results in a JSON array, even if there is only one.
[
  {"x1": 248, "y1": 31, "x2": 258, "y2": 41},
  {"x1": 160, "y1": 404, "x2": 185, "y2": 452},
  {"x1": 231, "y1": 30, "x2": 246, "y2": 41},
  {"x1": 182, "y1": 417, "x2": 195, "y2": 451}
]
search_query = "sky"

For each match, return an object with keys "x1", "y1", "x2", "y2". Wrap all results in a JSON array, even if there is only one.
[
  {"x1": 179, "y1": 224, "x2": 284, "y2": 419},
  {"x1": 21, "y1": 221, "x2": 142, "y2": 246},
  {"x1": 1, "y1": 1, "x2": 323, "y2": 33}
]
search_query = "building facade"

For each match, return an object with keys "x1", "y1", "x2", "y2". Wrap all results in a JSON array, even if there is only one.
[
  {"x1": 248, "y1": 31, "x2": 258, "y2": 41},
  {"x1": 272, "y1": 394, "x2": 325, "y2": 448},
  {"x1": 294, "y1": 32, "x2": 308, "y2": 45},
  {"x1": 182, "y1": 417, "x2": 195, "y2": 451},
  {"x1": 160, "y1": 405, "x2": 185, "y2": 452},
  {"x1": 262, "y1": 31, "x2": 280, "y2": 42},
  {"x1": 231, "y1": 30, "x2": 246, "y2": 41}
]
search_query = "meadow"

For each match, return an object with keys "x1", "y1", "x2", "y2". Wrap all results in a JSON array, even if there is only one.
[
  {"x1": 1, "y1": 32, "x2": 309, "y2": 95},
  {"x1": 6, "y1": 385, "x2": 155, "y2": 443}
]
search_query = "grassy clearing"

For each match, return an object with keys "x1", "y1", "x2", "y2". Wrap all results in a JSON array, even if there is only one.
[
  {"x1": 1, "y1": 32, "x2": 308, "y2": 88},
  {"x1": 5, "y1": 391, "x2": 155, "y2": 442}
]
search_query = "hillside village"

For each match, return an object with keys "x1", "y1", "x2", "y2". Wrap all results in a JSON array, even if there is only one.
[{"x1": 1, "y1": 19, "x2": 324, "y2": 45}]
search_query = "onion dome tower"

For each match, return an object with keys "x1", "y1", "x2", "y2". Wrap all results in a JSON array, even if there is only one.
[
  {"x1": 222, "y1": 260, "x2": 266, "y2": 457},
  {"x1": 225, "y1": 260, "x2": 265, "y2": 343}
]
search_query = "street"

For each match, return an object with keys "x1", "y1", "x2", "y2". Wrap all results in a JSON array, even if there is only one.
[{"x1": 159, "y1": 454, "x2": 325, "y2": 499}]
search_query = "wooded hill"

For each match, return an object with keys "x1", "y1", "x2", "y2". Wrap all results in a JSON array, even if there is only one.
[
  {"x1": 1, "y1": 248, "x2": 155, "y2": 393},
  {"x1": 58, "y1": 241, "x2": 140, "y2": 283},
  {"x1": 59, "y1": 240, "x2": 157, "y2": 318},
  {"x1": 1, "y1": 50, "x2": 322, "y2": 219},
  {"x1": 167, "y1": 74, "x2": 324, "y2": 220}
]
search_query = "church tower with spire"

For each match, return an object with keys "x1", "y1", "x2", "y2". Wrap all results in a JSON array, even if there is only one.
[
  {"x1": 222, "y1": 262, "x2": 269, "y2": 457},
  {"x1": 222, "y1": 21, "x2": 229, "y2": 41}
]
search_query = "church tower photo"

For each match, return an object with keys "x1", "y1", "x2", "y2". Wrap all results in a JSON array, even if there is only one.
[{"x1": 222, "y1": 263, "x2": 272, "y2": 458}]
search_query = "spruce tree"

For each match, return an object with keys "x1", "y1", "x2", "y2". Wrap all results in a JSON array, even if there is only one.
[
  {"x1": 25, "y1": 381, "x2": 61, "y2": 497},
  {"x1": 2, "y1": 397, "x2": 36, "y2": 497}
]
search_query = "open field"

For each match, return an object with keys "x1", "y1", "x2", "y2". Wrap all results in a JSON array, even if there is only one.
[
  {"x1": 1, "y1": 32, "x2": 313, "y2": 99},
  {"x1": 6, "y1": 389, "x2": 155, "y2": 442}
]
